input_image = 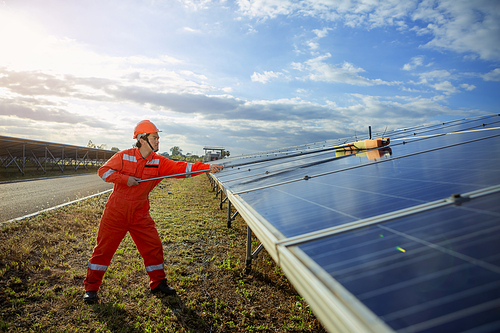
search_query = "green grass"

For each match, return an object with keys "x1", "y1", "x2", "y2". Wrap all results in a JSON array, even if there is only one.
[{"x1": 0, "y1": 175, "x2": 325, "y2": 332}]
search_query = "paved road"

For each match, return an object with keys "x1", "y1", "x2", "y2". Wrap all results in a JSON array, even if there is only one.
[{"x1": 0, "y1": 174, "x2": 113, "y2": 223}]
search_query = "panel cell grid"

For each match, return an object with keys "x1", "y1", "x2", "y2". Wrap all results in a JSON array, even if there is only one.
[
  {"x1": 297, "y1": 191, "x2": 500, "y2": 332},
  {"x1": 210, "y1": 114, "x2": 500, "y2": 332},
  {"x1": 240, "y1": 131, "x2": 500, "y2": 238}
]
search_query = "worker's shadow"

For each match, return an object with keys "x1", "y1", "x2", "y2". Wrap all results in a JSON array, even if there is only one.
[
  {"x1": 92, "y1": 301, "x2": 139, "y2": 332},
  {"x1": 158, "y1": 294, "x2": 207, "y2": 331}
]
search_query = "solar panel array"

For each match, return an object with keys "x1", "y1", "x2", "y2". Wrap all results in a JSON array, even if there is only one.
[
  {"x1": 209, "y1": 114, "x2": 500, "y2": 332},
  {"x1": 0, "y1": 135, "x2": 117, "y2": 175}
]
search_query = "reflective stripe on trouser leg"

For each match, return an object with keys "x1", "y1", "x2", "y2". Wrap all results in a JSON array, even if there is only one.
[
  {"x1": 146, "y1": 264, "x2": 164, "y2": 272},
  {"x1": 145, "y1": 263, "x2": 166, "y2": 290},
  {"x1": 84, "y1": 201, "x2": 128, "y2": 292},
  {"x1": 128, "y1": 214, "x2": 166, "y2": 289},
  {"x1": 88, "y1": 262, "x2": 108, "y2": 271},
  {"x1": 84, "y1": 262, "x2": 109, "y2": 292}
]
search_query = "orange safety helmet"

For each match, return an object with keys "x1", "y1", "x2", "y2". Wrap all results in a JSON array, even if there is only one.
[{"x1": 133, "y1": 120, "x2": 162, "y2": 139}]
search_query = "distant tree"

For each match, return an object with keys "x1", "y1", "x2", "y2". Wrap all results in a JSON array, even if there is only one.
[
  {"x1": 87, "y1": 140, "x2": 107, "y2": 149},
  {"x1": 224, "y1": 150, "x2": 230, "y2": 157},
  {"x1": 170, "y1": 146, "x2": 183, "y2": 157},
  {"x1": 111, "y1": 147, "x2": 120, "y2": 151}
]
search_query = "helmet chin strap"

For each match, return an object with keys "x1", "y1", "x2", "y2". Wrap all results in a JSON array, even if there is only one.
[{"x1": 145, "y1": 136, "x2": 158, "y2": 153}]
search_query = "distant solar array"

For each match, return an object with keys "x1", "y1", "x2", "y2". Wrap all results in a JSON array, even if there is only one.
[
  {"x1": 0, "y1": 135, "x2": 117, "y2": 175},
  {"x1": 208, "y1": 114, "x2": 500, "y2": 332}
]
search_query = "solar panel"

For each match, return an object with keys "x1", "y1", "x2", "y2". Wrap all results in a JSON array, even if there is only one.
[
  {"x1": 293, "y1": 189, "x2": 500, "y2": 332},
  {"x1": 210, "y1": 114, "x2": 500, "y2": 332},
  {"x1": 0, "y1": 135, "x2": 116, "y2": 175}
]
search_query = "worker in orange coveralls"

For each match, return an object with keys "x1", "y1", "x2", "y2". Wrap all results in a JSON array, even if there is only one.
[{"x1": 83, "y1": 120, "x2": 222, "y2": 304}]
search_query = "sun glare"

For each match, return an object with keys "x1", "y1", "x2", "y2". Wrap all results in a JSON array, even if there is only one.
[
  {"x1": 0, "y1": 12, "x2": 50, "y2": 70},
  {"x1": 0, "y1": 11, "x2": 101, "y2": 75}
]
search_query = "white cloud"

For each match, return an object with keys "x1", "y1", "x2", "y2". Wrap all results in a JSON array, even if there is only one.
[
  {"x1": 340, "y1": 93, "x2": 471, "y2": 127},
  {"x1": 236, "y1": 0, "x2": 296, "y2": 19},
  {"x1": 182, "y1": 27, "x2": 202, "y2": 33},
  {"x1": 236, "y1": 0, "x2": 500, "y2": 61},
  {"x1": 179, "y1": 70, "x2": 208, "y2": 80},
  {"x1": 416, "y1": 70, "x2": 453, "y2": 84},
  {"x1": 402, "y1": 56, "x2": 425, "y2": 71},
  {"x1": 251, "y1": 70, "x2": 283, "y2": 83},
  {"x1": 307, "y1": 41, "x2": 320, "y2": 50},
  {"x1": 300, "y1": 53, "x2": 400, "y2": 86},
  {"x1": 178, "y1": 0, "x2": 214, "y2": 11},
  {"x1": 481, "y1": 68, "x2": 500, "y2": 82},
  {"x1": 414, "y1": 0, "x2": 500, "y2": 61},
  {"x1": 460, "y1": 83, "x2": 475, "y2": 91},
  {"x1": 431, "y1": 80, "x2": 457, "y2": 94},
  {"x1": 312, "y1": 27, "x2": 331, "y2": 38},
  {"x1": 305, "y1": 27, "x2": 333, "y2": 51}
]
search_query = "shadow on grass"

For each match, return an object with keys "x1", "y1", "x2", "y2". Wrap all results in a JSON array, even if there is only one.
[
  {"x1": 157, "y1": 294, "x2": 209, "y2": 332},
  {"x1": 91, "y1": 301, "x2": 142, "y2": 333}
]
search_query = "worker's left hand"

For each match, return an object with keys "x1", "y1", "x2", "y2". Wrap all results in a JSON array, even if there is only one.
[
  {"x1": 127, "y1": 176, "x2": 140, "y2": 187},
  {"x1": 210, "y1": 164, "x2": 223, "y2": 173}
]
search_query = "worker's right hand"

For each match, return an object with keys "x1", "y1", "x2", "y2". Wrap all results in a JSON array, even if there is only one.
[{"x1": 127, "y1": 176, "x2": 140, "y2": 187}]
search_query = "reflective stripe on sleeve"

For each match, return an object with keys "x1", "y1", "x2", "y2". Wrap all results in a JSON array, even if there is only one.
[
  {"x1": 145, "y1": 263, "x2": 164, "y2": 272},
  {"x1": 102, "y1": 169, "x2": 116, "y2": 181},
  {"x1": 185, "y1": 163, "x2": 193, "y2": 178},
  {"x1": 123, "y1": 154, "x2": 137, "y2": 162},
  {"x1": 88, "y1": 262, "x2": 108, "y2": 271}
]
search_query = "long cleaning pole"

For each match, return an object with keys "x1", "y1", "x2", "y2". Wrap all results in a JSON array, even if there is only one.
[{"x1": 137, "y1": 168, "x2": 212, "y2": 183}]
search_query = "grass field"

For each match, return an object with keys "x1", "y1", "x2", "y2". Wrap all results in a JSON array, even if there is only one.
[{"x1": 0, "y1": 175, "x2": 326, "y2": 332}]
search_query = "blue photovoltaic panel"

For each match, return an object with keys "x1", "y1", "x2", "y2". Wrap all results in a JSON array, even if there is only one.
[
  {"x1": 238, "y1": 130, "x2": 500, "y2": 238},
  {"x1": 296, "y1": 191, "x2": 500, "y2": 332},
  {"x1": 219, "y1": 115, "x2": 500, "y2": 195},
  {"x1": 211, "y1": 114, "x2": 500, "y2": 332}
]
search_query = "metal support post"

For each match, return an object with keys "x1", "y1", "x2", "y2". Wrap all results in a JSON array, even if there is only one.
[
  {"x1": 220, "y1": 195, "x2": 227, "y2": 210},
  {"x1": 47, "y1": 148, "x2": 64, "y2": 172},
  {"x1": 74, "y1": 149, "x2": 78, "y2": 171},
  {"x1": 61, "y1": 147, "x2": 65, "y2": 172},
  {"x1": 6, "y1": 149, "x2": 24, "y2": 175},
  {"x1": 31, "y1": 150, "x2": 46, "y2": 173},
  {"x1": 227, "y1": 200, "x2": 232, "y2": 228},
  {"x1": 82, "y1": 151, "x2": 89, "y2": 170},
  {"x1": 22, "y1": 143, "x2": 26, "y2": 174},
  {"x1": 227, "y1": 201, "x2": 239, "y2": 228},
  {"x1": 245, "y1": 226, "x2": 264, "y2": 274},
  {"x1": 245, "y1": 226, "x2": 252, "y2": 274}
]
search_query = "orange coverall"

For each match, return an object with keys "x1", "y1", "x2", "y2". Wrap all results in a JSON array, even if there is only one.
[{"x1": 84, "y1": 148, "x2": 210, "y2": 291}]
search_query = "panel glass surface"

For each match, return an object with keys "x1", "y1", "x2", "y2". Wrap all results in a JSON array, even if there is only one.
[
  {"x1": 296, "y1": 191, "x2": 500, "y2": 332},
  {"x1": 218, "y1": 115, "x2": 500, "y2": 194},
  {"x1": 211, "y1": 115, "x2": 500, "y2": 333},
  {"x1": 239, "y1": 131, "x2": 500, "y2": 238}
]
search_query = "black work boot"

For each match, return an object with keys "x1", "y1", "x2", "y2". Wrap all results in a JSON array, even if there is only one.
[
  {"x1": 83, "y1": 290, "x2": 99, "y2": 304},
  {"x1": 151, "y1": 279, "x2": 176, "y2": 296}
]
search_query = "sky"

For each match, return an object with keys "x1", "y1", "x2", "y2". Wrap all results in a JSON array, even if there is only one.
[{"x1": 1, "y1": 0, "x2": 499, "y2": 156}]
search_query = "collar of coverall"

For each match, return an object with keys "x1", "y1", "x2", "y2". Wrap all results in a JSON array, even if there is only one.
[{"x1": 135, "y1": 146, "x2": 156, "y2": 161}]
